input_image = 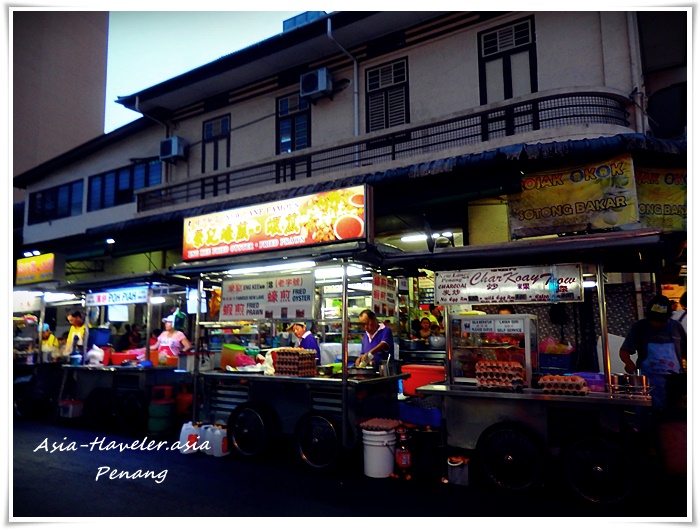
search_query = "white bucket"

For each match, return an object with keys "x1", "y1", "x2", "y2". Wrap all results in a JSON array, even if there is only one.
[{"x1": 362, "y1": 429, "x2": 396, "y2": 478}]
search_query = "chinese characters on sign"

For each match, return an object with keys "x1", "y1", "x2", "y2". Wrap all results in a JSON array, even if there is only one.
[
  {"x1": 372, "y1": 274, "x2": 397, "y2": 317},
  {"x1": 434, "y1": 264, "x2": 583, "y2": 305},
  {"x1": 183, "y1": 186, "x2": 367, "y2": 261},
  {"x1": 219, "y1": 273, "x2": 314, "y2": 320},
  {"x1": 85, "y1": 287, "x2": 149, "y2": 306}
]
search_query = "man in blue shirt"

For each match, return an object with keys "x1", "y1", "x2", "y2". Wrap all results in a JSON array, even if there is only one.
[
  {"x1": 289, "y1": 322, "x2": 321, "y2": 364},
  {"x1": 356, "y1": 309, "x2": 394, "y2": 369}
]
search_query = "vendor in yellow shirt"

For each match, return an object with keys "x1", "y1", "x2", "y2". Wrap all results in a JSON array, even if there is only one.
[
  {"x1": 64, "y1": 311, "x2": 87, "y2": 357},
  {"x1": 41, "y1": 323, "x2": 60, "y2": 362}
]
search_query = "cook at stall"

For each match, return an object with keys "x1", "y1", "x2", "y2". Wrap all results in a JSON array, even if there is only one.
[
  {"x1": 355, "y1": 309, "x2": 394, "y2": 369},
  {"x1": 150, "y1": 314, "x2": 192, "y2": 364}
]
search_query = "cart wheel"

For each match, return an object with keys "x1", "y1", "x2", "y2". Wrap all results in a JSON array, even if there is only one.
[
  {"x1": 476, "y1": 424, "x2": 544, "y2": 491},
  {"x1": 562, "y1": 436, "x2": 636, "y2": 505},
  {"x1": 295, "y1": 414, "x2": 340, "y2": 470},
  {"x1": 227, "y1": 403, "x2": 278, "y2": 458}
]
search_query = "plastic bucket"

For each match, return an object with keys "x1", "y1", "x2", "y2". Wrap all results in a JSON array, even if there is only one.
[{"x1": 362, "y1": 429, "x2": 396, "y2": 478}]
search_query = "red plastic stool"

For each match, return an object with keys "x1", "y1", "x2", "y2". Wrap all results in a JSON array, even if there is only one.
[{"x1": 151, "y1": 385, "x2": 174, "y2": 401}]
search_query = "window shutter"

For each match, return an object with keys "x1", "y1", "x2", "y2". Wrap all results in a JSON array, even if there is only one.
[
  {"x1": 368, "y1": 92, "x2": 386, "y2": 132},
  {"x1": 481, "y1": 20, "x2": 532, "y2": 57},
  {"x1": 387, "y1": 86, "x2": 406, "y2": 128}
]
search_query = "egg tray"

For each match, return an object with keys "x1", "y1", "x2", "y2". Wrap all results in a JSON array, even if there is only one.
[{"x1": 538, "y1": 375, "x2": 589, "y2": 395}]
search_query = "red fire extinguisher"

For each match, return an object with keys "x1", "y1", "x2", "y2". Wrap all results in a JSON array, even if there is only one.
[{"x1": 394, "y1": 427, "x2": 412, "y2": 480}]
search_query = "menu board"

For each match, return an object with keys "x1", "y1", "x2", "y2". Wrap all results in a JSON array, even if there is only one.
[
  {"x1": 219, "y1": 273, "x2": 314, "y2": 320},
  {"x1": 183, "y1": 185, "x2": 367, "y2": 261},
  {"x1": 372, "y1": 274, "x2": 397, "y2": 317},
  {"x1": 435, "y1": 264, "x2": 583, "y2": 304}
]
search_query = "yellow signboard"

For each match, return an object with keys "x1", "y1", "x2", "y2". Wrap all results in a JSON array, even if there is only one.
[
  {"x1": 16, "y1": 253, "x2": 57, "y2": 285},
  {"x1": 635, "y1": 167, "x2": 687, "y2": 230},
  {"x1": 183, "y1": 185, "x2": 366, "y2": 261},
  {"x1": 507, "y1": 154, "x2": 638, "y2": 238}
]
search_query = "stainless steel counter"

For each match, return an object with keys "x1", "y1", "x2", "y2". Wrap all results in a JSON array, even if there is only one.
[{"x1": 416, "y1": 383, "x2": 652, "y2": 407}]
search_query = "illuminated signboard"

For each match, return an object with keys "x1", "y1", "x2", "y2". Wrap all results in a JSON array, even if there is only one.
[
  {"x1": 435, "y1": 264, "x2": 583, "y2": 305},
  {"x1": 220, "y1": 273, "x2": 314, "y2": 320},
  {"x1": 86, "y1": 287, "x2": 149, "y2": 306},
  {"x1": 16, "y1": 253, "x2": 61, "y2": 285},
  {"x1": 183, "y1": 185, "x2": 367, "y2": 261}
]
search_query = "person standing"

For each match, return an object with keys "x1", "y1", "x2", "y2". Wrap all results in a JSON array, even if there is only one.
[
  {"x1": 356, "y1": 309, "x2": 394, "y2": 369},
  {"x1": 150, "y1": 314, "x2": 192, "y2": 364},
  {"x1": 671, "y1": 291, "x2": 687, "y2": 334},
  {"x1": 64, "y1": 312, "x2": 86, "y2": 357},
  {"x1": 619, "y1": 294, "x2": 686, "y2": 409},
  {"x1": 288, "y1": 322, "x2": 321, "y2": 364},
  {"x1": 40, "y1": 323, "x2": 60, "y2": 362}
]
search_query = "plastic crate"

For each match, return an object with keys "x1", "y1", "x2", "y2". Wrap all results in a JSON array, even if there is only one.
[
  {"x1": 539, "y1": 352, "x2": 573, "y2": 370},
  {"x1": 399, "y1": 401, "x2": 442, "y2": 428},
  {"x1": 572, "y1": 372, "x2": 606, "y2": 392},
  {"x1": 401, "y1": 364, "x2": 445, "y2": 396}
]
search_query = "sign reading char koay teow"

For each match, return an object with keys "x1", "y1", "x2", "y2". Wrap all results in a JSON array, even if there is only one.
[
  {"x1": 183, "y1": 186, "x2": 366, "y2": 261},
  {"x1": 220, "y1": 273, "x2": 314, "y2": 321},
  {"x1": 435, "y1": 264, "x2": 583, "y2": 305}
]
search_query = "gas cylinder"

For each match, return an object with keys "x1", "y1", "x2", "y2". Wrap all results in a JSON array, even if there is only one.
[
  {"x1": 175, "y1": 385, "x2": 193, "y2": 417},
  {"x1": 394, "y1": 427, "x2": 413, "y2": 480}
]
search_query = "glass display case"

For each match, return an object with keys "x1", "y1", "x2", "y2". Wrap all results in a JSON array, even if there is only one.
[{"x1": 447, "y1": 314, "x2": 538, "y2": 387}]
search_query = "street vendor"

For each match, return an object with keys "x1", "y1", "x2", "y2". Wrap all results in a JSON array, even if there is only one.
[
  {"x1": 41, "y1": 323, "x2": 60, "y2": 362},
  {"x1": 288, "y1": 322, "x2": 321, "y2": 364},
  {"x1": 619, "y1": 294, "x2": 686, "y2": 409},
  {"x1": 355, "y1": 309, "x2": 394, "y2": 369},
  {"x1": 64, "y1": 312, "x2": 86, "y2": 357},
  {"x1": 150, "y1": 314, "x2": 192, "y2": 363}
]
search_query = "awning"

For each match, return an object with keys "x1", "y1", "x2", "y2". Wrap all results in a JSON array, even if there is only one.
[
  {"x1": 379, "y1": 229, "x2": 686, "y2": 275},
  {"x1": 57, "y1": 270, "x2": 199, "y2": 293}
]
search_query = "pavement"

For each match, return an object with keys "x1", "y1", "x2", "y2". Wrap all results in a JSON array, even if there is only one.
[{"x1": 11, "y1": 415, "x2": 689, "y2": 521}]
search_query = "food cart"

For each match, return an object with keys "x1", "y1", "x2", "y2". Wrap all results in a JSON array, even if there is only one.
[
  {"x1": 381, "y1": 229, "x2": 683, "y2": 503},
  {"x1": 168, "y1": 185, "x2": 408, "y2": 469},
  {"x1": 53, "y1": 272, "x2": 197, "y2": 433}
]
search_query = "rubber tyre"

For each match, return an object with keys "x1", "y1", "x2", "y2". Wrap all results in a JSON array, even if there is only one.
[
  {"x1": 476, "y1": 423, "x2": 545, "y2": 492},
  {"x1": 227, "y1": 403, "x2": 278, "y2": 458},
  {"x1": 562, "y1": 436, "x2": 636, "y2": 505},
  {"x1": 295, "y1": 414, "x2": 341, "y2": 470}
]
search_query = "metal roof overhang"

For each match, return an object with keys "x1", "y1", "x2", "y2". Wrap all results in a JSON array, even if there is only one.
[
  {"x1": 116, "y1": 11, "x2": 452, "y2": 116},
  {"x1": 379, "y1": 229, "x2": 686, "y2": 275},
  {"x1": 167, "y1": 241, "x2": 403, "y2": 279},
  {"x1": 57, "y1": 270, "x2": 199, "y2": 293}
]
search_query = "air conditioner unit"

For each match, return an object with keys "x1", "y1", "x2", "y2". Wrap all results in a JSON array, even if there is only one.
[
  {"x1": 300, "y1": 67, "x2": 333, "y2": 99},
  {"x1": 159, "y1": 136, "x2": 188, "y2": 162}
]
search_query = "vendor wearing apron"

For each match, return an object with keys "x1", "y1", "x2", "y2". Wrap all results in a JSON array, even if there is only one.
[
  {"x1": 619, "y1": 295, "x2": 686, "y2": 409},
  {"x1": 150, "y1": 314, "x2": 192, "y2": 364}
]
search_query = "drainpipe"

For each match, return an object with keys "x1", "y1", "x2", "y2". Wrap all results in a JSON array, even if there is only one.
[
  {"x1": 135, "y1": 95, "x2": 171, "y2": 182},
  {"x1": 327, "y1": 18, "x2": 360, "y2": 142},
  {"x1": 626, "y1": 12, "x2": 646, "y2": 134}
]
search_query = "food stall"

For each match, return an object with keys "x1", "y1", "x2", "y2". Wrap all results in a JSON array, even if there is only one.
[
  {"x1": 52, "y1": 272, "x2": 196, "y2": 433},
  {"x1": 381, "y1": 228, "x2": 684, "y2": 504},
  {"x1": 169, "y1": 185, "x2": 408, "y2": 469}
]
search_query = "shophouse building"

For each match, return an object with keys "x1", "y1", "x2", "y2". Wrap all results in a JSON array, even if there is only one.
[{"x1": 13, "y1": 11, "x2": 686, "y2": 285}]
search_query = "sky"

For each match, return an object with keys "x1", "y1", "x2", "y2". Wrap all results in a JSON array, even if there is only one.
[{"x1": 105, "y1": 10, "x2": 315, "y2": 133}]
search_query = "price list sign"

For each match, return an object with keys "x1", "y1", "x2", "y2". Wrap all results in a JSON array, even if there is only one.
[
  {"x1": 220, "y1": 273, "x2": 314, "y2": 320},
  {"x1": 435, "y1": 264, "x2": 583, "y2": 305}
]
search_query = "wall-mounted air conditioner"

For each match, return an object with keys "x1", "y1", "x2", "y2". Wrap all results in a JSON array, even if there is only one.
[
  {"x1": 159, "y1": 136, "x2": 188, "y2": 162},
  {"x1": 300, "y1": 67, "x2": 333, "y2": 100}
]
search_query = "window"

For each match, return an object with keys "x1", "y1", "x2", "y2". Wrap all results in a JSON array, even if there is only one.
[
  {"x1": 87, "y1": 160, "x2": 161, "y2": 212},
  {"x1": 28, "y1": 180, "x2": 83, "y2": 225},
  {"x1": 203, "y1": 115, "x2": 230, "y2": 140},
  {"x1": 478, "y1": 16, "x2": 537, "y2": 105},
  {"x1": 276, "y1": 94, "x2": 310, "y2": 154},
  {"x1": 202, "y1": 114, "x2": 231, "y2": 173},
  {"x1": 366, "y1": 58, "x2": 409, "y2": 133}
]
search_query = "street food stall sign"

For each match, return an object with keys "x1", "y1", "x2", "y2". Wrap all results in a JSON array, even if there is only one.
[
  {"x1": 220, "y1": 273, "x2": 314, "y2": 320},
  {"x1": 463, "y1": 318, "x2": 525, "y2": 334},
  {"x1": 435, "y1": 264, "x2": 583, "y2": 305},
  {"x1": 183, "y1": 185, "x2": 367, "y2": 261},
  {"x1": 86, "y1": 287, "x2": 149, "y2": 306}
]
